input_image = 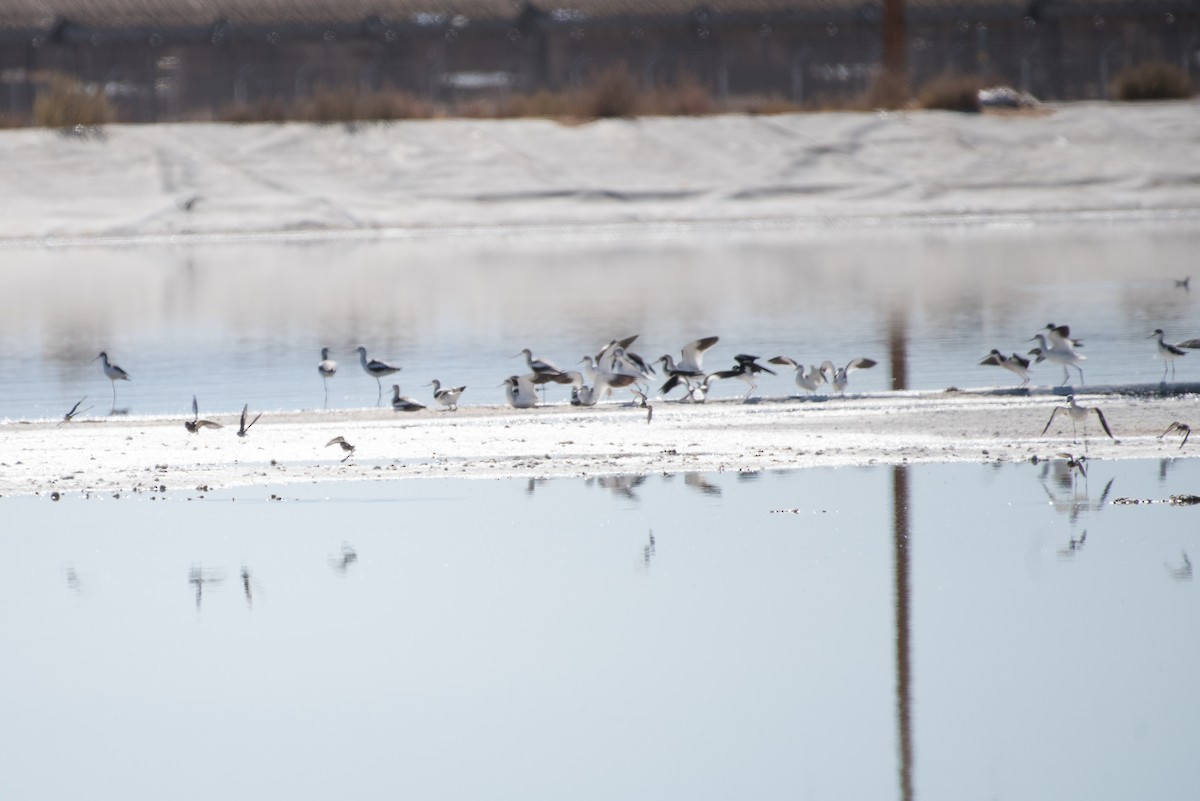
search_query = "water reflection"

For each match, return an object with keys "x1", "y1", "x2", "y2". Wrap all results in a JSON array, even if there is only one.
[
  {"x1": 1166, "y1": 552, "x2": 1193, "y2": 582},
  {"x1": 586, "y1": 474, "x2": 647, "y2": 501},
  {"x1": 1038, "y1": 454, "x2": 1114, "y2": 525},
  {"x1": 1057, "y1": 530, "x2": 1089, "y2": 560},
  {"x1": 892, "y1": 465, "x2": 914, "y2": 801},
  {"x1": 683, "y1": 472, "x2": 722, "y2": 496},
  {"x1": 642, "y1": 530, "x2": 656, "y2": 570},
  {"x1": 329, "y1": 543, "x2": 358, "y2": 573},
  {"x1": 187, "y1": 565, "x2": 225, "y2": 610}
]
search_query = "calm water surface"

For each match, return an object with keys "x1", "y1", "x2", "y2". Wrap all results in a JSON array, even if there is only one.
[
  {"x1": 2, "y1": 220, "x2": 1198, "y2": 420},
  {"x1": 1, "y1": 459, "x2": 1196, "y2": 800}
]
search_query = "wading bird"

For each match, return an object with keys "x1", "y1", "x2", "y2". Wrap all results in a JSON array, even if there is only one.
[
  {"x1": 185, "y1": 395, "x2": 223, "y2": 434},
  {"x1": 1028, "y1": 333, "x2": 1086, "y2": 386},
  {"x1": 821, "y1": 357, "x2": 877, "y2": 395},
  {"x1": 59, "y1": 397, "x2": 90, "y2": 425},
  {"x1": 391, "y1": 384, "x2": 426, "y2": 412},
  {"x1": 355, "y1": 346, "x2": 401, "y2": 403},
  {"x1": 1149, "y1": 329, "x2": 1200, "y2": 382},
  {"x1": 325, "y1": 436, "x2": 355, "y2": 462},
  {"x1": 704, "y1": 354, "x2": 776, "y2": 401},
  {"x1": 979, "y1": 350, "x2": 1032, "y2": 387},
  {"x1": 94, "y1": 351, "x2": 130, "y2": 407},
  {"x1": 428, "y1": 379, "x2": 465, "y2": 411},
  {"x1": 502, "y1": 375, "x2": 538, "y2": 409},
  {"x1": 1040, "y1": 395, "x2": 1114, "y2": 447},
  {"x1": 768, "y1": 356, "x2": 826, "y2": 395},
  {"x1": 318, "y1": 347, "x2": 337, "y2": 405}
]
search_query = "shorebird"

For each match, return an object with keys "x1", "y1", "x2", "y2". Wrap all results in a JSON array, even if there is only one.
[
  {"x1": 1149, "y1": 329, "x2": 1200, "y2": 381},
  {"x1": 502, "y1": 375, "x2": 538, "y2": 409},
  {"x1": 515, "y1": 347, "x2": 569, "y2": 399},
  {"x1": 59, "y1": 397, "x2": 90, "y2": 425},
  {"x1": 821, "y1": 358, "x2": 877, "y2": 395},
  {"x1": 355, "y1": 346, "x2": 400, "y2": 403},
  {"x1": 1175, "y1": 276, "x2": 1191, "y2": 291},
  {"x1": 1158, "y1": 421, "x2": 1192, "y2": 449},
  {"x1": 428, "y1": 379, "x2": 465, "y2": 411},
  {"x1": 318, "y1": 347, "x2": 337, "y2": 405},
  {"x1": 1040, "y1": 395, "x2": 1114, "y2": 447},
  {"x1": 236, "y1": 404, "x2": 261, "y2": 438},
  {"x1": 979, "y1": 349, "x2": 1032, "y2": 387},
  {"x1": 704, "y1": 354, "x2": 776, "y2": 401},
  {"x1": 631, "y1": 387, "x2": 653, "y2": 424},
  {"x1": 657, "y1": 354, "x2": 707, "y2": 397},
  {"x1": 93, "y1": 351, "x2": 130, "y2": 406},
  {"x1": 325, "y1": 436, "x2": 355, "y2": 462},
  {"x1": 1043, "y1": 324, "x2": 1084, "y2": 350},
  {"x1": 570, "y1": 373, "x2": 638, "y2": 407},
  {"x1": 390, "y1": 384, "x2": 426, "y2": 412},
  {"x1": 769, "y1": 356, "x2": 826, "y2": 395},
  {"x1": 185, "y1": 395, "x2": 223, "y2": 434},
  {"x1": 673, "y1": 336, "x2": 719, "y2": 374},
  {"x1": 1028, "y1": 333, "x2": 1085, "y2": 386}
]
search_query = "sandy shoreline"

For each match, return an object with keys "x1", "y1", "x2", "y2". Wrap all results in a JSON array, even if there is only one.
[{"x1": 5, "y1": 386, "x2": 1199, "y2": 498}]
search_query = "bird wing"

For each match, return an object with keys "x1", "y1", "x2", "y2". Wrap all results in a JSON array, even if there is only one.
[
  {"x1": 768, "y1": 356, "x2": 798, "y2": 367},
  {"x1": 1092, "y1": 407, "x2": 1115, "y2": 439},
  {"x1": 681, "y1": 336, "x2": 719, "y2": 367},
  {"x1": 979, "y1": 353, "x2": 1004, "y2": 366},
  {"x1": 240, "y1": 404, "x2": 248, "y2": 430},
  {"x1": 325, "y1": 436, "x2": 345, "y2": 447},
  {"x1": 1009, "y1": 353, "x2": 1032, "y2": 369},
  {"x1": 197, "y1": 420, "x2": 223, "y2": 430},
  {"x1": 847, "y1": 357, "x2": 878, "y2": 373},
  {"x1": 247, "y1": 412, "x2": 262, "y2": 430},
  {"x1": 1176, "y1": 338, "x2": 1200, "y2": 349},
  {"x1": 1041, "y1": 406, "x2": 1063, "y2": 436},
  {"x1": 192, "y1": 395, "x2": 198, "y2": 421},
  {"x1": 660, "y1": 374, "x2": 682, "y2": 395}
]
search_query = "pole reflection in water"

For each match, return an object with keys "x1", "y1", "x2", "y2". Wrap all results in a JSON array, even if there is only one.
[{"x1": 893, "y1": 464, "x2": 914, "y2": 801}]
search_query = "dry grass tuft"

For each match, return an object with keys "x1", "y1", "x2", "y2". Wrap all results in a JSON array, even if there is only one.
[
  {"x1": 1110, "y1": 61, "x2": 1193, "y2": 101},
  {"x1": 916, "y1": 72, "x2": 984, "y2": 113},
  {"x1": 578, "y1": 63, "x2": 642, "y2": 118},
  {"x1": 863, "y1": 72, "x2": 911, "y2": 110},
  {"x1": 33, "y1": 73, "x2": 113, "y2": 128}
]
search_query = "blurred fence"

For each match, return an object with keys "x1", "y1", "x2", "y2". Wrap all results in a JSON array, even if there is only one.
[{"x1": 0, "y1": 2, "x2": 1197, "y2": 121}]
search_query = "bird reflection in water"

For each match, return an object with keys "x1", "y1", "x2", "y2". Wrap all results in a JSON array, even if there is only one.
[
  {"x1": 188, "y1": 565, "x2": 225, "y2": 610},
  {"x1": 642, "y1": 529, "x2": 656, "y2": 569},
  {"x1": 330, "y1": 544, "x2": 358, "y2": 573},
  {"x1": 1038, "y1": 454, "x2": 1113, "y2": 525},
  {"x1": 1158, "y1": 457, "x2": 1180, "y2": 483},
  {"x1": 684, "y1": 472, "x2": 722, "y2": 497},
  {"x1": 586, "y1": 474, "x2": 646, "y2": 502},
  {"x1": 1057, "y1": 530, "x2": 1088, "y2": 560},
  {"x1": 524, "y1": 477, "x2": 550, "y2": 496},
  {"x1": 1166, "y1": 551, "x2": 1193, "y2": 582},
  {"x1": 241, "y1": 565, "x2": 253, "y2": 608},
  {"x1": 65, "y1": 566, "x2": 81, "y2": 594}
]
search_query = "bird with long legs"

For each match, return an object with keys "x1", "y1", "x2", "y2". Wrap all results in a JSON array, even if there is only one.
[
  {"x1": 325, "y1": 436, "x2": 355, "y2": 462},
  {"x1": 1040, "y1": 395, "x2": 1114, "y2": 448},
  {"x1": 768, "y1": 356, "x2": 826, "y2": 396},
  {"x1": 428, "y1": 379, "x2": 465, "y2": 411},
  {"x1": 1158, "y1": 421, "x2": 1192, "y2": 449},
  {"x1": 93, "y1": 351, "x2": 130, "y2": 409},
  {"x1": 821, "y1": 357, "x2": 877, "y2": 395},
  {"x1": 317, "y1": 347, "x2": 337, "y2": 406},
  {"x1": 1028, "y1": 332, "x2": 1085, "y2": 386},
  {"x1": 355, "y1": 346, "x2": 400, "y2": 404},
  {"x1": 978, "y1": 349, "x2": 1032, "y2": 387},
  {"x1": 185, "y1": 395, "x2": 223, "y2": 434},
  {"x1": 1149, "y1": 329, "x2": 1200, "y2": 382},
  {"x1": 703, "y1": 354, "x2": 776, "y2": 401}
]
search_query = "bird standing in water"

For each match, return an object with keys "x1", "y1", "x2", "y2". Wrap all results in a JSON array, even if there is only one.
[
  {"x1": 94, "y1": 351, "x2": 130, "y2": 408},
  {"x1": 318, "y1": 347, "x2": 337, "y2": 406}
]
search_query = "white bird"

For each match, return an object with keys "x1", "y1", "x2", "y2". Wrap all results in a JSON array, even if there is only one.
[
  {"x1": 674, "y1": 336, "x2": 719, "y2": 374},
  {"x1": 979, "y1": 349, "x2": 1032, "y2": 387},
  {"x1": 1149, "y1": 328, "x2": 1200, "y2": 382},
  {"x1": 569, "y1": 372, "x2": 638, "y2": 406},
  {"x1": 93, "y1": 351, "x2": 130, "y2": 406},
  {"x1": 355, "y1": 346, "x2": 401, "y2": 403},
  {"x1": 502, "y1": 375, "x2": 539, "y2": 409},
  {"x1": 391, "y1": 384, "x2": 426, "y2": 412},
  {"x1": 769, "y1": 356, "x2": 826, "y2": 395},
  {"x1": 821, "y1": 358, "x2": 877, "y2": 395},
  {"x1": 657, "y1": 354, "x2": 707, "y2": 397},
  {"x1": 1028, "y1": 333, "x2": 1085, "y2": 386},
  {"x1": 237, "y1": 404, "x2": 261, "y2": 438},
  {"x1": 1040, "y1": 395, "x2": 1115, "y2": 447},
  {"x1": 318, "y1": 347, "x2": 337, "y2": 405},
  {"x1": 429, "y1": 379, "x2": 465, "y2": 411}
]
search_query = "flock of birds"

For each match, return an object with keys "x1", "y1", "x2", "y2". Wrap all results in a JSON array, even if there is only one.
[{"x1": 77, "y1": 321, "x2": 1199, "y2": 460}]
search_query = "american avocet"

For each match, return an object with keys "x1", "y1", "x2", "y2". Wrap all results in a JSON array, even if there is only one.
[
  {"x1": 185, "y1": 395, "x2": 223, "y2": 434},
  {"x1": 821, "y1": 358, "x2": 877, "y2": 395},
  {"x1": 318, "y1": 347, "x2": 337, "y2": 405},
  {"x1": 1040, "y1": 395, "x2": 1114, "y2": 447},
  {"x1": 429, "y1": 379, "x2": 466, "y2": 411},
  {"x1": 1028, "y1": 333, "x2": 1085, "y2": 386},
  {"x1": 502, "y1": 375, "x2": 539, "y2": 409},
  {"x1": 93, "y1": 351, "x2": 130, "y2": 406},
  {"x1": 1149, "y1": 329, "x2": 1200, "y2": 382},
  {"x1": 391, "y1": 384, "x2": 426, "y2": 412},
  {"x1": 768, "y1": 356, "x2": 826, "y2": 395},
  {"x1": 355, "y1": 346, "x2": 401, "y2": 403},
  {"x1": 979, "y1": 350, "x2": 1032, "y2": 387},
  {"x1": 237, "y1": 404, "x2": 261, "y2": 438}
]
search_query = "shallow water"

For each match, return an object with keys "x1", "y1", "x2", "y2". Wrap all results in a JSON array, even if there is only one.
[
  {"x1": 1, "y1": 459, "x2": 1196, "y2": 800},
  {"x1": 2, "y1": 219, "x2": 1199, "y2": 421}
]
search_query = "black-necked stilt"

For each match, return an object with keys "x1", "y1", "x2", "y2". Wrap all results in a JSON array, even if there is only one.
[
  {"x1": 325, "y1": 436, "x2": 355, "y2": 461},
  {"x1": 657, "y1": 354, "x2": 707, "y2": 397},
  {"x1": 59, "y1": 397, "x2": 90, "y2": 425},
  {"x1": 1158, "y1": 421, "x2": 1192, "y2": 449},
  {"x1": 979, "y1": 349, "x2": 1032, "y2": 387},
  {"x1": 1040, "y1": 395, "x2": 1114, "y2": 447},
  {"x1": 355, "y1": 346, "x2": 400, "y2": 404},
  {"x1": 1149, "y1": 329, "x2": 1200, "y2": 382},
  {"x1": 502, "y1": 375, "x2": 538, "y2": 409},
  {"x1": 93, "y1": 351, "x2": 130, "y2": 407},
  {"x1": 429, "y1": 379, "x2": 465, "y2": 411},
  {"x1": 704, "y1": 354, "x2": 776, "y2": 401},
  {"x1": 821, "y1": 357, "x2": 877, "y2": 394},
  {"x1": 237, "y1": 404, "x2": 261, "y2": 437},
  {"x1": 390, "y1": 384, "x2": 426, "y2": 412},
  {"x1": 185, "y1": 395, "x2": 223, "y2": 434},
  {"x1": 1028, "y1": 333, "x2": 1085, "y2": 386},
  {"x1": 768, "y1": 356, "x2": 826, "y2": 395},
  {"x1": 318, "y1": 347, "x2": 337, "y2": 405}
]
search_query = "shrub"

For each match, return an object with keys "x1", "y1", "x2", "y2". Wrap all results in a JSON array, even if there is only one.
[
  {"x1": 916, "y1": 73, "x2": 984, "y2": 113},
  {"x1": 1111, "y1": 61, "x2": 1193, "y2": 101},
  {"x1": 863, "y1": 72, "x2": 911, "y2": 110},
  {"x1": 218, "y1": 96, "x2": 289, "y2": 123},
  {"x1": 579, "y1": 63, "x2": 641, "y2": 118},
  {"x1": 32, "y1": 73, "x2": 112, "y2": 128}
]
